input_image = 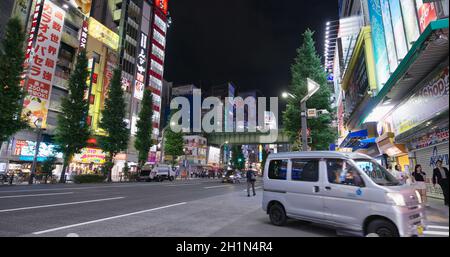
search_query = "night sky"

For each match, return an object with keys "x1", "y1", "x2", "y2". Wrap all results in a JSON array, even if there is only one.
[{"x1": 164, "y1": 0, "x2": 339, "y2": 97}]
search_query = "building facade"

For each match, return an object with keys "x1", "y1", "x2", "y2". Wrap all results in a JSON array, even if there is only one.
[{"x1": 332, "y1": 0, "x2": 449, "y2": 199}]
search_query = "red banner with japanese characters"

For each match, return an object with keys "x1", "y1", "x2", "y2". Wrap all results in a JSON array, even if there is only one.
[{"x1": 22, "y1": 0, "x2": 66, "y2": 128}]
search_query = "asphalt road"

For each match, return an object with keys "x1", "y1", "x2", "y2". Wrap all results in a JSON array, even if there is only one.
[{"x1": 0, "y1": 180, "x2": 447, "y2": 237}]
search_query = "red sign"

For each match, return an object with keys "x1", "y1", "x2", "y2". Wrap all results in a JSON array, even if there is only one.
[
  {"x1": 154, "y1": 0, "x2": 169, "y2": 15},
  {"x1": 416, "y1": 1, "x2": 437, "y2": 32},
  {"x1": 79, "y1": 18, "x2": 89, "y2": 50},
  {"x1": 22, "y1": 0, "x2": 66, "y2": 128}
]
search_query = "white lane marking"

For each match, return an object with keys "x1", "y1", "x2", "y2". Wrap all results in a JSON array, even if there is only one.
[
  {"x1": 0, "y1": 192, "x2": 74, "y2": 199},
  {"x1": 165, "y1": 184, "x2": 201, "y2": 187},
  {"x1": 423, "y1": 231, "x2": 449, "y2": 236},
  {"x1": 0, "y1": 184, "x2": 163, "y2": 194},
  {"x1": 32, "y1": 202, "x2": 187, "y2": 235},
  {"x1": 426, "y1": 225, "x2": 449, "y2": 230},
  {"x1": 0, "y1": 197, "x2": 124, "y2": 213},
  {"x1": 243, "y1": 186, "x2": 262, "y2": 191},
  {"x1": 204, "y1": 185, "x2": 232, "y2": 189}
]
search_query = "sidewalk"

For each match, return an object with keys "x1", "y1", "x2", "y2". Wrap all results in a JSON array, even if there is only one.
[{"x1": 424, "y1": 198, "x2": 449, "y2": 224}]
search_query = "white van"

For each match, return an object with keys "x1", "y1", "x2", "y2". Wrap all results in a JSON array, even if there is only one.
[{"x1": 262, "y1": 151, "x2": 425, "y2": 237}]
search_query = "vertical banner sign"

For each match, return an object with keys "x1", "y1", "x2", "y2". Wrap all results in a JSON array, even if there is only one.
[
  {"x1": 368, "y1": 0, "x2": 390, "y2": 92},
  {"x1": 134, "y1": 33, "x2": 148, "y2": 100},
  {"x1": 380, "y1": 0, "x2": 399, "y2": 72},
  {"x1": 389, "y1": 0, "x2": 408, "y2": 59},
  {"x1": 24, "y1": 0, "x2": 44, "y2": 65},
  {"x1": 22, "y1": 0, "x2": 66, "y2": 128},
  {"x1": 102, "y1": 50, "x2": 118, "y2": 109},
  {"x1": 400, "y1": 0, "x2": 421, "y2": 49},
  {"x1": 78, "y1": 18, "x2": 89, "y2": 50},
  {"x1": 415, "y1": 0, "x2": 437, "y2": 32}
]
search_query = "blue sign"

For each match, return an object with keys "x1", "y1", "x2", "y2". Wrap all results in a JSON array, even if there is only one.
[
  {"x1": 356, "y1": 188, "x2": 363, "y2": 196},
  {"x1": 327, "y1": 73, "x2": 334, "y2": 82}
]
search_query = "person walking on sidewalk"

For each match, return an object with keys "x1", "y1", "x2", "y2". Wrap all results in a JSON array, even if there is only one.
[
  {"x1": 412, "y1": 164, "x2": 428, "y2": 205},
  {"x1": 433, "y1": 160, "x2": 449, "y2": 206},
  {"x1": 247, "y1": 169, "x2": 257, "y2": 197}
]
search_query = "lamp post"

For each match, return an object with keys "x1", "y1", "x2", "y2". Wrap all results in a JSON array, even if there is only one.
[
  {"x1": 29, "y1": 118, "x2": 43, "y2": 185},
  {"x1": 282, "y1": 78, "x2": 321, "y2": 151}
]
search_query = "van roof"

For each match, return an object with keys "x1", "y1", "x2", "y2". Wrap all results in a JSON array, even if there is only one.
[{"x1": 267, "y1": 151, "x2": 371, "y2": 160}]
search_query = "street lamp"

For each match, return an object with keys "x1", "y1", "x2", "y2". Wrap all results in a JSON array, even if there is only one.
[
  {"x1": 29, "y1": 118, "x2": 43, "y2": 184},
  {"x1": 282, "y1": 78, "x2": 321, "y2": 151}
]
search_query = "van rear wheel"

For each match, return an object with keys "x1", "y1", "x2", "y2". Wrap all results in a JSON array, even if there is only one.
[
  {"x1": 269, "y1": 203, "x2": 287, "y2": 226},
  {"x1": 367, "y1": 219, "x2": 399, "y2": 237}
]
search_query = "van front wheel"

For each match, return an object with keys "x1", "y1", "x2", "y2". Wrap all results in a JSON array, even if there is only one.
[
  {"x1": 269, "y1": 203, "x2": 287, "y2": 226},
  {"x1": 367, "y1": 219, "x2": 399, "y2": 237}
]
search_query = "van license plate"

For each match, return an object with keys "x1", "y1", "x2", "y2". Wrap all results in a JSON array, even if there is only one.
[{"x1": 417, "y1": 225, "x2": 424, "y2": 236}]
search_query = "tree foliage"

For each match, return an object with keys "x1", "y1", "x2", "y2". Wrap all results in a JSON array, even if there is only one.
[
  {"x1": 99, "y1": 68, "x2": 129, "y2": 182},
  {"x1": 134, "y1": 89, "x2": 154, "y2": 167},
  {"x1": 283, "y1": 29, "x2": 337, "y2": 150},
  {"x1": 54, "y1": 50, "x2": 90, "y2": 183},
  {"x1": 164, "y1": 128, "x2": 184, "y2": 164},
  {"x1": 0, "y1": 17, "x2": 27, "y2": 142}
]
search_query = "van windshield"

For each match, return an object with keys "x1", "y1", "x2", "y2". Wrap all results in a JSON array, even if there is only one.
[{"x1": 353, "y1": 159, "x2": 400, "y2": 186}]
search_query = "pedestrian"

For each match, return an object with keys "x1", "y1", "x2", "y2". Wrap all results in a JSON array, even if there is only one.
[
  {"x1": 412, "y1": 164, "x2": 428, "y2": 205},
  {"x1": 9, "y1": 172, "x2": 14, "y2": 185},
  {"x1": 433, "y1": 160, "x2": 449, "y2": 206},
  {"x1": 394, "y1": 164, "x2": 407, "y2": 184},
  {"x1": 246, "y1": 169, "x2": 257, "y2": 197}
]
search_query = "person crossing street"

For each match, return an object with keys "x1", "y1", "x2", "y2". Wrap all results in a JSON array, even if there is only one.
[{"x1": 246, "y1": 169, "x2": 257, "y2": 197}]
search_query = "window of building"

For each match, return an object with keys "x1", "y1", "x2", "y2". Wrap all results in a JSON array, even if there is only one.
[
  {"x1": 268, "y1": 160, "x2": 288, "y2": 180},
  {"x1": 291, "y1": 159, "x2": 319, "y2": 182}
]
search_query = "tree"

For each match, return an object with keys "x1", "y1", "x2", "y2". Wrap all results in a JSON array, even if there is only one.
[
  {"x1": 99, "y1": 68, "x2": 129, "y2": 182},
  {"x1": 260, "y1": 148, "x2": 269, "y2": 172},
  {"x1": 134, "y1": 89, "x2": 154, "y2": 167},
  {"x1": 231, "y1": 145, "x2": 245, "y2": 170},
  {"x1": 0, "y1": 17, "x2": 27, "y2": 142},
  {"x1": 54, "y1": 50, "x2": 91, "y2": 183},
  {"x1": 41, "y1": 156, "x2": 57, "y2": 184},
  {"x1": 164, "y1": 126, "x2": 184, "y2": 165},
  {"x1": 283, "y1": 29, "x2": 337, "y2": 150}
]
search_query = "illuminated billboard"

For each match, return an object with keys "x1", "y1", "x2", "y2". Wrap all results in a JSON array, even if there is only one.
[
  {"x1": 22, "y1": 0, "x2": 66, "y2": 128},
  {"x1": 69, "y1": 0, "x2": 92, "y2": 16},
  {"x1": 88, "y1": 17, "x2": 119, "y2": 50},
  {"x1": 155, "y1": 0, "x2": 169, "y2": 15}
]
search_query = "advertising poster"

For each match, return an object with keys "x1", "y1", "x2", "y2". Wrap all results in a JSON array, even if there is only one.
[
  {"x1": 88, "y1": 17, "x2": 119, "y2": 50},
  {"x1": 392, "y1": 67, "x2": 449, "y2": 135},
  {"x1": 22, "y1": 0, "x2": 66, "y2": 128},
  {"x1": 380, "y1": 0, "x2": 399, "y2": 72},
  {"x1": 14, "y1": 140, "x2": 63, "y2": 161},
  {"x1": 69, "y1": 0, "x2": 92, "y2": 16},
  {"x1": 154, "y1": 0, "x2": 169, "y2": 15},
  {"x1": 368, "y1": 0, "x2": 390, "y2": 92},
  {"x1": 389, "y1": 0, "x2": 408, "y2": 59},
  {"x1": 400, "y1": 0, "x2": 420, "y2": 49},
  {"x1": 102, "y1": 50, "x2": 117, "y2": 109},
  {"x1": 73, "y1": 148, "x2": 106, "y2": 164},
  {"x1": 415, "y1": 0, "x2": 437, "y2": 32}
]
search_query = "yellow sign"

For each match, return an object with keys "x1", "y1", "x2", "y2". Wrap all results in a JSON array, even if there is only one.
[{"x1": 88, "y1": 17, "x2": 119, "y2": 50}]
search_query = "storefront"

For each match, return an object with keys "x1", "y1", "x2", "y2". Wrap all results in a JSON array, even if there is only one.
[
  {"x1": 69, "y1": 147, "x2": 106, "y2": 176},
  {"x1": 391, "y1": 65, "x2": 449, "y2": 199}
]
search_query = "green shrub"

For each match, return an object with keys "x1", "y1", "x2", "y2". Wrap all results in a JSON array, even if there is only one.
[{"x1": 73, "y1": 174, "x2": 106, "y2": 184}]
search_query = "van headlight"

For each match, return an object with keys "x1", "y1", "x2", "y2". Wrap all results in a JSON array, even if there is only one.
[
  {"x1": 415, "y1": 190, "x2": 423, "y2": 204},
  {"x1": 386, "y1": 193, "x2": 406, "y2": 207}
]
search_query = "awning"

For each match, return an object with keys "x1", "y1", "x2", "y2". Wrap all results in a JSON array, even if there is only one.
[
  {"x1": 358, "y1": 137, "x2": 377, "y2": 149},
  {"x1": 340, "y1": 129, "x2": 368, "y2": 149},
  {"x1": 357, "y1": 18, "x2": 449, "y2": 127}
]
